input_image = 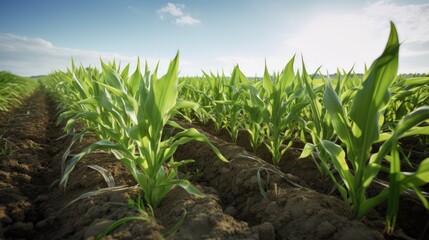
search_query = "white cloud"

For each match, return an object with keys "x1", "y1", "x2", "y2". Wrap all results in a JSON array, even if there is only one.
[
  {"x1": 364, "y1": 0, "x2": 429, "y2": 58},
  {"x1": 157, "y1": 3, "x2": 200, "y2": 26},
  {"x1": 157, "y1": 3, "x2": 184, "y2": 18},
  {"x1": 189, "y1": 1, "x2": 429, "y2": 77},
  {"x1": 282, "y1": 0, "x2": 429, "y2": 74},
  {"x1": 175, "y1": 15, "x2": 201, "y2": 26},
  {"x1": 0, "y1": 34, "x2": 171, "y2": 76}
]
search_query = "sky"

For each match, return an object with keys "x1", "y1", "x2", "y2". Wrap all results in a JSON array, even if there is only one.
[{"x1": 0, "y1": 0, "x2": 428, "y2": 77}]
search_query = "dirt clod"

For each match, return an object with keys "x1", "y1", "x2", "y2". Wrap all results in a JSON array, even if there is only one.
[
  {"x1": 316, "y1": 221, "x2": 336, "y2": 238},
  {"x1": 251, "y1": 222, "x2": 275, "y2": 240}
]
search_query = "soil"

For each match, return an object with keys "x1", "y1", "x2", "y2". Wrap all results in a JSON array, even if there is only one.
[{"x1": 0, "y1": 89, "x2": 427, "y2": 239}]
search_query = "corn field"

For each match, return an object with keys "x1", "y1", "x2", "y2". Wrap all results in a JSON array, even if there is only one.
[{"x1": 1, "y1": 22, "x2": 428, "y2": 239}]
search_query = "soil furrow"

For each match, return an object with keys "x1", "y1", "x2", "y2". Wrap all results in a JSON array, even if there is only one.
[
  {"x1": 174, "y1": 122, "x2": 385, "y2": 240},
  {"x1": 186, "y1": 120, "x2": 429, "y2": 239},
  {"x1": 0, "y1": 90, "x2": 61, "y2": 238}
]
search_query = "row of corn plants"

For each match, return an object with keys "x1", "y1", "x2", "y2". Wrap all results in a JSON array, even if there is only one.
[
  {"x1": 177, "y1": 22, "x2": 429, "y2": 233},
  {"x1": 43, "y1": 53, "x2": 228, "y2": 221},
  {"x1": 39, "y1": 21, "x2": 428, "y2": 235},
  {"x1": 179, "y1": 58, "x2": 309, "y2": 165},
  {"x1": 0, "y1": 71, "x2": 38, "y2": 112}
]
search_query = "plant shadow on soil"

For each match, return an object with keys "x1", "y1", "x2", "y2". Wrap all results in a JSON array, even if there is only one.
[{"x1": 0, "y1": 91, "x2": 427, "y2": 239}]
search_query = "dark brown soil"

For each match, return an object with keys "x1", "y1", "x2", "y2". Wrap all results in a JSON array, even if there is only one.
[
  {"x1": 0, "y1": 91, "x2": 427, "y2": 239},
  {"x1": 187, "y1": 119, "x2": 429, "y2": 239},
  {"x1": 0, "y1": 90, "x2": 260, "y2": 239}
]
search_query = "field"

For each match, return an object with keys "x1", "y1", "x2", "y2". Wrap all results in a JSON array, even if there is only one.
[{"x1": 1, "y1": 23, "x2": 428, "y2": 240}]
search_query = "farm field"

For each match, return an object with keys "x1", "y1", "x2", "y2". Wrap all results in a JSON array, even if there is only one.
[
  {"x1": 1, "y1": 24, "x2": 428, "y2": 240},
  {"x1": 0, "y1": 90, "x2": 391, "y2": 239}
]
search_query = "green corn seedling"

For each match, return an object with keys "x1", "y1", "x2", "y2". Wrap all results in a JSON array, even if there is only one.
[
  {"x1": 242, "y1": 81, "x2": 266, "y2": 152},
  {"x1": 59, "y1": 53, "x2": 228, "y2": 210},
  {"x1": 300, "y1": 66, "x2": 361, "y2": 178},
  {"x1": 386, "y1": 76, "x2": 429, "y2": 124},
  {"x1": 179, "y1": 79, "x2": 213, "y2": 124},
  {"x1": 202, "y1": 71, "x2": 228, "y2": 133},
  {"x1": 320, "y1": 22, "x2": 429, "y2": 233},
  {"x1": 299, "y1": 65, "x2": 336, "y2": 177},
  {"x1": 261, "y1": 57, "x2": 309, "y2": 165},
  {"x1": 218, "y1": 65, "x2": 249, "y2": 142}
]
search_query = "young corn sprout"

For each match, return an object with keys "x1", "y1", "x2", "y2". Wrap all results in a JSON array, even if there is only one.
[
  {"x1": 58, "y1": 53, "x2": 227, "y2": 211},
  {"x1": 242, "y1": 81, "x2": 266, "y2": 152},
  {"x1": 320, "y1": 22, "x2": 429, "y2": 233},
  {"x1": 299, "y1": 66, "x2": 361, "y2": 178},
  {"x1": 220, "y1": 65, "x2": 249, "y2": 143},
  {"x1": 261, "y1": 57, "x2": 309, "y2": 165},
  {"x1": 202, "y1": 71, "x2": 228, "y2": 134},
  {"x1": 386, "y1": 76, "x2": 429, "y2": 124}
]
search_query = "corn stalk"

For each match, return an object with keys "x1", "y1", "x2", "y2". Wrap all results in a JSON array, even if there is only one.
[{"x1": 320, "y1": 22, "x2": 429, "y2": 233}]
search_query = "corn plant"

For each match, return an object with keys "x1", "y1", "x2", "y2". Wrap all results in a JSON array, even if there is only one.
[
  {"x1": 299, "y1": 66, "x2": 362, "y2": 178},
  {"x1": 0, "y1": 71, "x2": 37, "y2": 112},
  {"x1": 201, "y1": 71, "x2": 228, "y2": 133},
  {"x1": 220, "y1": 65, "x2": 249, "y2": 142},
  {"x1": 386, "y1": 76, "x2": 429, "y2": 124},
  {"x1": 43, "y1": 70, "x2": 82, "y2": 114},
  {"x1": 368, "y1": 108, "x2": 429, "y2": 234},
  {"x1": 178, "y1": 77, "x2": 210, "y2": 123},
  {"x1": 58, "y1": 53, "x2": 227, "y2": 210},
  {"x1": 261, "y1": 57, "x2": 309, "y2": 165},
  {"x1": 242, "y1": 81, "x2": 266, "y2": 152},
  {"x1": 319, "y1": 22, "x2": 429, "y2": 232},
  {"x1": 299, "y1": 66, "x2": 334, "y2": 177}
]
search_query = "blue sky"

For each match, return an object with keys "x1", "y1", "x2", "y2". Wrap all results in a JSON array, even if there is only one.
[{"x1": 0, "y1": 0, "x2": 428, "y2": 76}]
